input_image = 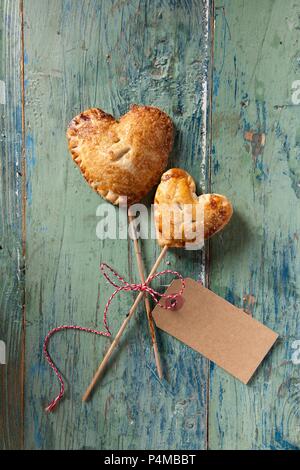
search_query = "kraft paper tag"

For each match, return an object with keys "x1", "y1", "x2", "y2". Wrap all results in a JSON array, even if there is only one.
[{"x1": 152, "y1": 278, "x2": 278, "y2": 383}]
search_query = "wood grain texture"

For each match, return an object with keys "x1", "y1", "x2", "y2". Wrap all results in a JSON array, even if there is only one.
[
  {"x1": 0, "y1": 0, "x2": 24, "y2": 450},
  {"x1": 23, "y1": 0, "x2": 209, "y2": 449},
  {"x1": 209, "y1": 0, "x2": 300, "y2": 450},
  {"x1": 7, "y1": 0, "x2": 299, "y2": 451}
]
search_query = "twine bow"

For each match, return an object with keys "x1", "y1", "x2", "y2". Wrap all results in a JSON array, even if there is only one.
[{"x1": 43, "y1": 263, "x2": 185, "y2": 412}]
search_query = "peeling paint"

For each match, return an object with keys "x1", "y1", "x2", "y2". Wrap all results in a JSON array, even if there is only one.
[
  {"x1": 0, "y1": 80, "x2": 5, "y2": 104},
  {"x1": 244, "y1": 131, "x2": 266, "y2": 158}
]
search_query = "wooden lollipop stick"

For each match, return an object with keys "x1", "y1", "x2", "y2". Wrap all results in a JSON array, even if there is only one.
[
  {"x1": 128, "y1": 212, "x2": 163, "y2": 379},
  {"x1": 82, "y1": 245, "x2": 168, "y2": 402}
]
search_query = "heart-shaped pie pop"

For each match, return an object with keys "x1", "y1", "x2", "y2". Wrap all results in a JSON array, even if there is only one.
[
  {"x1": 66, "y1": 105, "x2": 174, "y2": 205},
  {"x1": 154, "y1": 168, "x2": 233, "y2": 247}
]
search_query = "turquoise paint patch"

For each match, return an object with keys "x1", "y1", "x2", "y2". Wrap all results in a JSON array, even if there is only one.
[
  {"x1": 33, "y1": 410, "x2": 43, "y2": 449},
  {"x1": 272, "y1": 429, "x2": 299, "y2": 450},
  {"x1": 213, "y1": 74, "x2": 220, "y2": 97},
  {"x1": 213, "y1": 159, "x2": 220, "y2": 175},
  {"x1": 26, "y1": 181, "x2": 32, "y2": 206}
]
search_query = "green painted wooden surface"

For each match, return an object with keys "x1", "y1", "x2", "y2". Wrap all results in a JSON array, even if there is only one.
[
  {"x1": 23, "y1": 0, "x2": 209, "y2": 450},
  {"x1": 209, "y1": 0, "x2": 300, "y2": 450},
  {"x1": 1, "y1": 0, "x2": 300, "y2": 450},
  {"x1": 0, "y1": 0, "x2": 24, "y2": 449}
]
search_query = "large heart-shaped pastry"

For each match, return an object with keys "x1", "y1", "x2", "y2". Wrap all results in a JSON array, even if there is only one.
[
  {"x1": 154, "y1": 168, "x2": 233, "y2": 247},
  {"x1": 66, "y1": 105, "x2": 174, "y2": 205}
]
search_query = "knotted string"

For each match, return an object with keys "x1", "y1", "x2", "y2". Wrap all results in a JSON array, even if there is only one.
[{"x1": 43, "y1": 263, "x2": 185, "y2": 412}]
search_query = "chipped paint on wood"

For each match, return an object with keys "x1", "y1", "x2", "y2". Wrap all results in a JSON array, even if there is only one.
[
  {"x1": 244, "y1": 131, "x2": 266, "y2": 160},
  {"x1": 0, "y1": 0, "x2": 24, "y2": 450},
  {"x1": 2, "y1": 0, "x2": 300, "y2": 451},
  {"x1": 0, "y1": 79, "x2": 5, "y2": 104}
]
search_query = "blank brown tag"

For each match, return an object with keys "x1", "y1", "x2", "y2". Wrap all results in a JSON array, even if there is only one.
[{"x1": 152, "y1": 278, "x2": 278, "y2": 383}]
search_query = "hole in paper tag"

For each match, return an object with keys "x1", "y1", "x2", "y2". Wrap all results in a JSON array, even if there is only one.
[{"x1": 165, "y1": 295, "x2": 184, "y2": 310}]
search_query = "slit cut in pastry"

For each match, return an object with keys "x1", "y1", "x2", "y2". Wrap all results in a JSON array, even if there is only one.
[
  {"x1": 66, "y1": 105, "x2": 174, "y2": 206},
  {"x1": 154, "y1": 168, "x2": 233, "y2": 248}
]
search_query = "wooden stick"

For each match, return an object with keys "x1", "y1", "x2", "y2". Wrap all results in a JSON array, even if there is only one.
[
  {"x1": 128, "y1": 212, "x2": 163, "y2": 379},
  {"x1": 82, "y1": 245, "x2": 168, "y2": 402}
]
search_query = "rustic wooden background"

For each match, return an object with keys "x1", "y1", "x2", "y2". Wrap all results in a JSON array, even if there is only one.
[{"x1": 1, "y1": 0, "x2": 300, "y2": 450}]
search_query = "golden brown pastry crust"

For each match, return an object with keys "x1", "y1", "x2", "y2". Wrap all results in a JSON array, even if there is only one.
[
  {"x1": 154, "y1": 168, "x2": 233, "y2": 247},
  {"x1": 66, "y1": 105, "x2": 174, "y2": 205}
]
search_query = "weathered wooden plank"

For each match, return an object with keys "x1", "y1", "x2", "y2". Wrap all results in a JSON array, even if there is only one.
[
  {"x1": 23, "y1": 0, "x2": 210, "y2": 449},
  {"x1": 209, "y1": 0, "x2": 300, "y2": 450},
  {"x1": 0, "y1": 0, "x2": 24, "y2": 450}
]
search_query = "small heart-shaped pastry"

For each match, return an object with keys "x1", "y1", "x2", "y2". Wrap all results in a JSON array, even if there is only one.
[
  {"x1": 154, "y1": 168, "x2": 233, "y2": 247},
  {"x1": 66, "y1": 105, "x2": 174, "y2": 205}
]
